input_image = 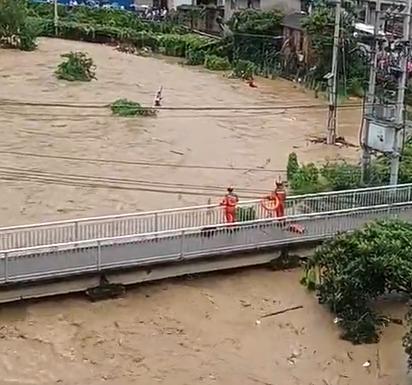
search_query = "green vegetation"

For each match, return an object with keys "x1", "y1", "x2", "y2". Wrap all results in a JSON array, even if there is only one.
[
  {"x1": 55, "y1": 51, "x2": 96, "y2": 82},
  {"x1": 158, "y1": 33, "x2": 208, "y2": 57},
  {"x1": 403, "y1": 310, "x2": 412, "y2": 370},
  {"x1": 28, "y1": 2, "x2": 186, "y2": 34},
  {"x1": 185, "y1": 47, "x2": 206, "y2": 65},
  {"x1": 302, "y1": 220, "x2": 412, "y2": 354},
  {"x1": 204, "y1": 54, "x2": 231, "y2": 71},
  {"x1": 227, "y1": 9, "x2": 283, "y2": 36},
  {"x1": 27, "y1": 2, "x2": 209, "y2": 58},
  {"x1": 230, "y1": 9, "x2": 283, "y2": 77},
  {"x1": 110, "y1": 99, "x2": 156, "y2": 117},
  {"x1": 26, "y1": 3, "x2": 285, "y2": 78},
  {"x1": 286, "y1": 137, "x2": 412, "y2": 195},
  {"x1": 0, "y1": 0, "x2": 39, "y2": 51},
  {"x1": 231, "y1": 59, "x2": 256, "y2": 80},
  {"x1": 302, "y1": 1, "x2": 367, "y2": 95},
  {"x1": 236, "y1": 206, "x2": 256, "y2": 222}
]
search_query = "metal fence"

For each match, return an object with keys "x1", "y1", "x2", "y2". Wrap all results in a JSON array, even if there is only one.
[
  {"x1": 0, "y1": 183, "x2": 411, "y2": 251},
  {"x1": 1, "y1": 202, "x2": 411, "y2": 284}
]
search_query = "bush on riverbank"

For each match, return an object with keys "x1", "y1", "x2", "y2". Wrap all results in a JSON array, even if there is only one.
[
  {"x1": 227, "y1": 9, "x2": 283, "y2": 36},
  {"x1": 28, "y1": 3, "x2": 283, "y2": 79},
  {"x1": 286, "y1": 137, "x2": 412, "y2": 194},
  {"x1": 302, "y1": 219, "x2": 412, "y2": 353},
  {"x1": 185, "y1": 47, "x2": 206, "y2": 65},
  {"x1": 231, "y1": 59, "x2": 256, "y2": 80},
  {"x1": 55, "y1": 51, "x2": 96, "y2": 81},
  {"x1": 28, "y1": 2, "x2": 187, "y2": 34},
  {"x1": 204, "y1": 54, "x2": 231, "y2": 71},
  {"x1": 0, "y1": 0, "x2": 39, "y2": 51}
]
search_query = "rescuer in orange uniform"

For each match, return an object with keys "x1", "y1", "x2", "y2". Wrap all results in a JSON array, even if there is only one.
[
  {"x1": 274, "y1": 180, "x2": 286, "y2": 218},
  {"x1": 220, "y1": 186, "x2": 239, "y2": 223},
  {"x1": 262, "y1": 179, "x2": 286, "y2": 218}
]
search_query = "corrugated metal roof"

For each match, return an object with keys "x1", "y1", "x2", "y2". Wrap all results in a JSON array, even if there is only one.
[{"x1": 281, "y1": 12, "x2": 306, "y2": 31}]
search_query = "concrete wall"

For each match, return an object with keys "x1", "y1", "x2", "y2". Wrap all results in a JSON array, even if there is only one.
[{"x1": 224, "y1": 0, "x2": 301, "y2": 22}]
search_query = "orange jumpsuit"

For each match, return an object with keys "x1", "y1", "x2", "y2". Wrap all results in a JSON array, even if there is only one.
[
  {"x1": 220, "y1": 193, "x2": 239, "y2": 223},
  {"x1": 275, "y1": 188, "x2": 286, "y2": 218},
  {"x1": 263, "y1": 187, "x2": 286, "y2": 218}
]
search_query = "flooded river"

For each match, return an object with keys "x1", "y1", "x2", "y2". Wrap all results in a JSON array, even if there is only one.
[
  {"x1": 0, "y1": 268, "x2": 408, "y2": 385},
  {"x1": 0, "y1": 38, "x2": 407, "y2": 385},
  {"x1": 0, "y1": 38, "x2": 361, "y2": 226}
]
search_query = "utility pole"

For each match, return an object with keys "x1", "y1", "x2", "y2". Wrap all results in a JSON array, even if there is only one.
[
  {"x1": 326, "y1": 0, "x2": 342, "y2": 145},
  {"x1": 389, "y1": 0, "x2": 411, "y2": 185},
  {"x1": 54, "y1": 0, "x2": 59, "y2": 37},
  {"x1": 361, "y1": 0, "x2": 381, "y2": 184}
]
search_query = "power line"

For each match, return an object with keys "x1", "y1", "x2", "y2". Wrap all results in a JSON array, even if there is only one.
[
  {"x1": 0, "y1": 150, "x2": 286, "y2": 173},
  {"x1": 0, "y1": 109, "x2": 288, "y2": 119},
  {"x1": 0, "y1": 166, "x2": 266, "y2": 198},
  {"x1": 0, "y1": 165, "x2": 270, "y2": 193},
  {"x1": 0, "y1": 99, "x2": 364, "y2": 111}
]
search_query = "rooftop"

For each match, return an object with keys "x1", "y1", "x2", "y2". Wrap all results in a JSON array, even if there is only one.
[{"x1": 281, "y1": 12, "x2": 306, "y2": 31}]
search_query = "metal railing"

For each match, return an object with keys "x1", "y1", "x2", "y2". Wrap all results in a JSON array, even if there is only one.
[
  {"x1": 0, "y1": 202, "x2": 411, "y2": 284},
  {"x1": 0, "y1": 183, "x2": 411, "y2": 250}
]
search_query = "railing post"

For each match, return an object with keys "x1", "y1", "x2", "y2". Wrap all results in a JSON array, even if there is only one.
[
  {"x1": 97, "y1": 241, "x2": 101, "y2": 271},
  {"x1": 179, "y1": 230, "x2": 185, "y2": 260},
  {"x1": 74, "y1": 221, "x2": 79, "y2": 242},
  {"x1": 4, "y1": 252, "x2": 8, "y2": 283},
  {"x1": 154, "y1": 213, "x2": 159, "y2": 233}
]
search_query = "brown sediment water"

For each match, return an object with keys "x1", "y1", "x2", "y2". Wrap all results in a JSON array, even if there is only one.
[
  {"x1": 0, "y1": 38, "x2": 361, "y2": 226},
  {"x1": 0, "y1": 268, "x2": 407, "y2": 384},
  {"x1": 0, "y1": 38, "x2": 405, "y2": 385}
]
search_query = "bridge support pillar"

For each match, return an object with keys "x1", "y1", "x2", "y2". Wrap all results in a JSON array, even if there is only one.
[{"x1": 85, "y1": 275, "x2": 125, "y2": 302}]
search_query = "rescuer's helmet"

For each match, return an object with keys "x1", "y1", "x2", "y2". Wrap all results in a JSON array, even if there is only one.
[{"x1": 227, "y1": 186, "x2": 234, "y2": 193}]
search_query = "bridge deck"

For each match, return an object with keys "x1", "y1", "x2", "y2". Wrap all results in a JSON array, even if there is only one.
[
  {"x1": 1, "y1": 203, "x2": 411, "y2": 286},
  {"x1": 1, "y1": 183, "x2": 411, "y2": 250}
]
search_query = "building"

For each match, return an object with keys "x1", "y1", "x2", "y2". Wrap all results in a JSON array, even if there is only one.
[
  {"x1": 279, "y1": 11, "x2": 311, "y2": 77},
  {"x1": 281, "y1": 11, "x2": 305, "y2": 53},
  {"x1": 358, "y1": 0, "x2": 409, "y2": 32},
  {"x1": 224, "y1": 0, "x2": 301, "y2": 21}
]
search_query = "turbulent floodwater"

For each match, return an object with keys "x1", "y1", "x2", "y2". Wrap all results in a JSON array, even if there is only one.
[
  {"x1": 0, "y1": 38, "x2": 362, "y2": 226},
  {"x1": 0, "y1": 38, "x2": 406, "y2": 385},
  {"x1": 0, "y1": 268, "x2": 408, "y2": 385}
]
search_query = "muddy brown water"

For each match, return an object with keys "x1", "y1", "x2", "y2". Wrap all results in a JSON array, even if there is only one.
[
  {"x1": 0, "y1": 38, "x2": 362, "y2": 226},
  {"x1": 0, "y1": 39, "x2": 407, "y2": 385},
  {"x1": 0, "y1": 268, "x2": 408, "y2": 385}
]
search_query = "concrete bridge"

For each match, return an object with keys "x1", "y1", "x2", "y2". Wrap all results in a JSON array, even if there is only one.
[{"x1": 0, "y1": 183, "x2": 411, "y2": 303}]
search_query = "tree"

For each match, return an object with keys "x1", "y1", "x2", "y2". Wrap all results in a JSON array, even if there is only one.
[
  {"x1": 227, "y1": 9, "x2": 283, "y2": 36},
  {"x1": 302, "y1": 1, "x2": 366, "y2": 93},
  {"x1": 0, "y1": 0, "x2": 39, "y2": 51},
  {"x1": 286, "y1": 152, "x2": 299, "y2": 181},
  {"x1": 302, "y1": 220, "x2": 412, "y2": 360}
]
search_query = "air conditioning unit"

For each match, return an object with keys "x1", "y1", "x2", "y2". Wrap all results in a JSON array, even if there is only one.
[{"x1": 374, "y1": 104, "x2": 396, "y2": 122}]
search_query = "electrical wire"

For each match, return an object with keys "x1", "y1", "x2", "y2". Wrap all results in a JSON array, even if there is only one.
[
  {"x1": 0, "y1": 166, "x2": 270, "y2": 197},
  {"x1": 0, "y1": 166, "x2": 247, "y2": 191},
  {"x1": 0, "y1": 108, "x2": 289, "y2": 119},
  {"x1": 0, "y1": 99, "x2": 365, "y2": 111},
  {"x1": 0, "y1": 150, "x2": 286, "y2": 173}
]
